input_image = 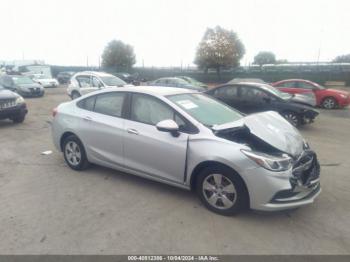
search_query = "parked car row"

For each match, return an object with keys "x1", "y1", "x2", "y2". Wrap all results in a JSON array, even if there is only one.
[{"x1": 62, "y1": 71, "x2": 350, "y2": 127}]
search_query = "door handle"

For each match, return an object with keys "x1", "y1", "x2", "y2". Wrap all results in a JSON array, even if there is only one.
[
  {"x1": 83, "y1": 116, "x2": 93, "y2": 121},
  {"x1": 127, "y1": 128, "x2": 139, "y2": 135}
]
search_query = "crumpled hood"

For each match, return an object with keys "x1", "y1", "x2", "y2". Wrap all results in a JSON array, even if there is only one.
[{"x1": 213, "y1": 111, "x2": 304, "y2": 157}]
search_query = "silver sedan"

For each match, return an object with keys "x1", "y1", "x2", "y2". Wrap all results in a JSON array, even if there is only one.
[{"x1": 51, "y1": 86, "x2": 321, "y2": 215}]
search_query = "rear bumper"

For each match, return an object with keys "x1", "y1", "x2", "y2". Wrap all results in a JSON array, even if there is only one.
[{"x1": 0, "y1": 104, "x2": 28, "y2": 120}]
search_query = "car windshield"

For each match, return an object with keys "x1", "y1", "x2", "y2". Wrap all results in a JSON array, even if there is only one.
[
  {"x1": 168, "y1": 93, "x2": 243, "y2": 126},
  {"x1": 312, "y1": 82, "x2": 325, "y2": 90},
  {"x1": 100, "y1": 76, "x2": 126, "y2": 86},
  {"x1": 259, "y1": 84, "x2": 292, "y2": 99},
  {"x1": 13, "y1": 76, "x2": 35, "y2": 85},
  {"x1": 185, "y1": 77, "x2": 203, "y2": 85}
]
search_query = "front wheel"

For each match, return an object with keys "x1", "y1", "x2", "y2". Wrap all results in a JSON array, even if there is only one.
[
  {"x1": 196, "y1": 166, "x2": 249, "y2": 216},
  {"x1": 281, "y1": 111, "x2": 300, "y2": 127},
  {"x1": 63, "y1": 135, "x2": 90, "y2": 170},
  {"x1": 322, "y1": 97, "x2": 337, "y2": 109},
  {"x1": 12, "y1": 114, "x2": 26, "y2": 123}
]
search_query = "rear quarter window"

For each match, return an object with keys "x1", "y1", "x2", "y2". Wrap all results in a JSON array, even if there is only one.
[{"x1": 77, "y1": 96, "x2": 96, "y2": 111}]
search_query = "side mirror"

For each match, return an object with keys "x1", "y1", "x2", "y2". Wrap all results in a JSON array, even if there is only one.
[{"x1": 156, "y1": 119, "x2": 179, "y2": 136}]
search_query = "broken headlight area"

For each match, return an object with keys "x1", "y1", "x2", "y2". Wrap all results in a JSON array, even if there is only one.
[
  {"x1": 241, "y1": 149, "x2": 292, "y2": 172},
  {"x1": 291, "y1": 150, "x2": 320, "y2": 187},
  {"x1": 214, "y1": 125, "x2": 293, "y2": 172}
]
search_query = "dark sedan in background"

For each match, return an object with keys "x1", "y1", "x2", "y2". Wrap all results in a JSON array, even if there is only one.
[
  {"x1": 57, "y1": 71, "x2": 75, "y2": 84},
  {"x1": 0, "y1": 84, "x2": 28, "y2": 123},
  {"x1": 0, "y1": 75, "x2": 45, "y2": 97},
  {"x1": 207, "y1": 82, "x2": 319, "y2": 127},
  {"x1": 150, "y1": 77, "x2": 206, "y2": 91}
]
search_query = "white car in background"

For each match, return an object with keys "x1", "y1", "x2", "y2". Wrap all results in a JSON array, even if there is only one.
[
  {"x1": 31, "y1": 74, "x2": 59, "y2": 88},
  {"x1": 67, "y1": 71, "x2": 130, "y2": 99}
]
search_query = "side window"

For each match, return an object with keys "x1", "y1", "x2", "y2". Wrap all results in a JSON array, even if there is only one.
[
  {"x1": 240, "y1": 87, "x2": 268, "y2": 101},
  {"x1": 279, "y1": 81, "x2": 295, "y2": 88},
  {"x1": 76, "y1": 75, "x2": 91, "y2": 88},
  {"x1": 77, "y1": 96, "x2": 96, "y2": 111},
  {"x1": 94, "y1": 92, "x2": 125, "y2": 117},
  {"x1": 131, "y1": 94, "x2": 187, "y2": 130},
  {"x1": 214, "y1": 86, "x2": 238, "y2": 97},
  {"x1": 1, "y1": 76, "x2": 13, "y2": 88},
  {"x1": 91, "y1": 77, "x2": 103, "y2": 88},
  {"x1": 297, "y1": 82, "x2": 314, "y2": 89}
]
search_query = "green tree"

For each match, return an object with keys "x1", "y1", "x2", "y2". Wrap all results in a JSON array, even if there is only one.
[
  {"x1": 333, "y1": 54, "x2": 350, "y2": 63},
  {"x1": 194, "y1": 26, "x2": 245, "y2": 76},
  {"x1": 101, "y1": 40, "x2": 136, "y2": 71},
  {"x1": 253, "y1": 51, "x2": 276, "y2": 66}
]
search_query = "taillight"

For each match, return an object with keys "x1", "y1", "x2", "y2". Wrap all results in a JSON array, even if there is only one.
[{"x1": 52, "y1": 107, "x2": 58, "y2": 117}]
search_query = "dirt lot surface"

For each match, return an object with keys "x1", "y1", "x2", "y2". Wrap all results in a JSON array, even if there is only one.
[{"x1": 0, "y1": 86, "x2": 349, "y2": 254}]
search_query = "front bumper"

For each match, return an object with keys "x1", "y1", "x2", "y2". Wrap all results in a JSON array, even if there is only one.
[
  {"x1": 302, "y1": 110, "x2": 319, "y2": 124},
  {"x1": 338, "y1": 96, "x2": 350, "y2": 108},
  {"x1": 0, "y1": 103, "x2": 28, "y2": 120},
  {"x1": 18, "y1": 88, "x2": 44, "y2": 97},
  {"x1": 42, "y1": 82, "x2": 58, "y2": 88},
  {"x1": 243, "y1": 150, "x2": 321, "y2": 211}
]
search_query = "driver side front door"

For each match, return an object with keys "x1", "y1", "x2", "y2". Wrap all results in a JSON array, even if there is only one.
[{"x1": 123, "y1": 93, "x2": 189, "y2": 184}]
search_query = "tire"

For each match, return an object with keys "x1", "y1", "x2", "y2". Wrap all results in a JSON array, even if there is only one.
[
  {"x1": 281, "y1": 111, "x2": 301, "y2": 127},
  {"x1": 71, "y1": 91, "x2": 81, "y2": 100},
  {"x1": 196, "y1": 165, "x2": 249, "y2": 216},
  {"x1": 322, "y1": 97, "x2": 337, "y2": 109},
  {"x1": 62, "y1": 135, "x2": 90, "y2": 170},
  {"x1": 12, "y1": 114, "x2": 26, "y2": 123}
]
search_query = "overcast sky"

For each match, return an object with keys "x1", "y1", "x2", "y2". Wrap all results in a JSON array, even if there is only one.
[{"x1": 1, "y1": 0, "x2": 349, "y2": 67}]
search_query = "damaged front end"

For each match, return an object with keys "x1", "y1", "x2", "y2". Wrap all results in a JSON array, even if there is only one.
[{"x1": 212, "y1": 111, "x2": 321, "y2": 207}]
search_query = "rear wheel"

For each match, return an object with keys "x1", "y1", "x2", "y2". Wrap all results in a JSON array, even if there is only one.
[
  {"x1": 71, "y1": 91, "x2": 81, "y2": 100},
  {"x1": 281, "y1": 111, "x2": 300, "y2": 127},
  {"x1": 63, "y1": 135, "x2": 90, "y2": 170},
  {"x1": 196, "y1": 166, "x2": 249, "y2": 216},
  {"x1": 322, "y1": 97, "x2": 337, "y2": 109}
]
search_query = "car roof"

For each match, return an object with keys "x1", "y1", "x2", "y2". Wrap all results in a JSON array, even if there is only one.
[
  {"x1": 277, "y1": 79, "x2": 313, "y2": 82},
  {"x1": 219, "y1": 82, "x2": 266, "y2": 88},
  {"x1": 228, "y1": 78, "x2": 266, "y2": 84},
  {"x1": 91, "y1": 85, "x2": 196, "y2": 97},
  {"x1": 75, "y1": 71, "x2": 114, "y2": 77}
]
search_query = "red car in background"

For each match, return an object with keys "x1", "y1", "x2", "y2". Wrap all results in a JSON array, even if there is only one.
[{"x1": 272, "y1": 79, "x2": 350, "y2": 109}]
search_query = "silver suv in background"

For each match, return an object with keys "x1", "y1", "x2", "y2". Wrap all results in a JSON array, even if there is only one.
[
  {"x1": 67, "y1": 71, "x2": 130, "y2": 99},
  {"x1": 52, "y1": 86, "x2": 321, "y2": 215}
]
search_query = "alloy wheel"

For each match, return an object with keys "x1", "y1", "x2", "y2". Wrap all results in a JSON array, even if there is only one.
[
  {"x1": 202, "y1": 174, "x2": 237, "y2": 210},
  {"x1": 283, "y1": 113, "x2": 299, "y2": 126},
  {"x1": 322, "y1": 98, "x2": 336, "y2": 109},
  {"x1": 65, "y1": 141, "x2": 82, "y2": 166}
]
